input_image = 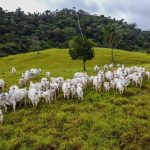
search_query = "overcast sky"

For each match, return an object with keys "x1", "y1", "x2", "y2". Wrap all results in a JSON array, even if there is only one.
[{"x1": 0, "y1": 0, "x2": 150, "y2": 30}]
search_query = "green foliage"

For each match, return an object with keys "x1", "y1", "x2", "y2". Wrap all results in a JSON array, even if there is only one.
[
  {"x1": 69, "y1": 36, "x2": 94, "y2": 70},
  {"x1": 0, "y1": 7, "x2": 150, "y2": 56},
  {"x1": 103, "y1": 22, "x2": 123, "y2": 63}
]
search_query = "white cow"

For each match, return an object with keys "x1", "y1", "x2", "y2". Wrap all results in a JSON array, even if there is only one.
[
  {"x1": 132, "y1": 73, "x2": 143, "y2": 88},
  {"x1": 76, "y1": 83, "x2": 83, "y2": 100},
  {"x1": 0, "y1": 92, "x2": 10, "y2": 112},
  {"x1": 12, "y1": 67, "x2": 16, "y2": 74},
  {"x1": 48, "y1": 88, "x2": 57, "y2": 101},
  {"x1": 74, "y1": 72, "x2": 88, "y2": 78},
  {"x1": 28, "y1": 88, "x2": 40, "y2": 106},
  {"x1": 116, "y1": 82, "x2": 125, "y2": 94},
  {"x1": 94, "y1": 65, "x2": 99, "y2": 73},
  {"x1": 9, "y1": 85, "x2": 19, "y2": 95},
  {"x1": 46, "y1": 72, "x2": 51, "y2": 78},
  {"x1": 62, "y1": 81, "x2": 71, "y2": 100},
  {"x1": 29, "y1": 81, "x2": 42, "y2": 91},
  {"x1": 70, "y1": 85, "x2": 76, "y2": 98},
  {"x1": 105, "y1": 71, "x2": 114, "y2": 81},
  {"x1": 22, "y1": 70, "x2": 32, "y2": 82},
  {"x1": 30, "y1": 68, "x2": 41, "y2": 77},
  {"x1": 104, "y1": 82, "x2": 110, "y2": 92},
  {"x1": 39, "y1": 91, "x2": 51, "y2": 103},
  {"x1": 9, "y1": 88, "x2": 28, "y2": 112},
  {"x1": 41, "y1": 78, "x2": 49, "y2": 91},
  {"x1": 93, "y1": 76, "x2": 103, "y2": 91},
  {"x1": 110, "y1": 80, "x2": 116, "y2": 89}
]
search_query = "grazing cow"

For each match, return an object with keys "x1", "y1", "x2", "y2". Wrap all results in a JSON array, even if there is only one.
[
  {"x1": 0, "y1": 79, "x2": 5, "y2": 91},
  {"x1": 62, "y1": 81, "x2": 71, "y2": 100},
  {"x1": 104, "y1": 82, "x2": 110, "y2": 92},
  {"x1": 9, "y1": 88, "x2": 28, "y2": 112},
  {"x1": 12, "y1": 67, "x2": 16, "y2": 74},
  {"x1": 94, "y1": 65, "x2": 99, "y2": 73},
  {"x1": 76, "y1": 83, "x2": 83, "y2": 100},
  {"x1": 0, "y1": 109, "x2": 3, "y2": 124}
]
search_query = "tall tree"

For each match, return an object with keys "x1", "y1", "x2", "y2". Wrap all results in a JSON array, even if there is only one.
[
  {"x1": 103, "y1": 22, "x2": 123, "y2": 63},
  {"x1": 31, "y1": 36, "x2": 41, "y2": 54},
  {"x1": 69, "y1": 36, "x2": 94, "y2": 71}
]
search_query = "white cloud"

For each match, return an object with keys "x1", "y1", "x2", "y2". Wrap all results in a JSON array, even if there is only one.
[{"x1": 0, "y1": 0, "x2": 47, "y2": 13}]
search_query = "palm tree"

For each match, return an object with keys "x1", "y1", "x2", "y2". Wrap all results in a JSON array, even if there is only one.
[
  {"x1": 103, "y1": 22, "x2": 123, "y2": 63},
  {"x1": 31, "y1": 36, "x2": 41, "y2": 54}
]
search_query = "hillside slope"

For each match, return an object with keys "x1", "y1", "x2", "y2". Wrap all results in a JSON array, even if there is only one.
[{"x1": 0, "y1": 48, "x2": 150, "y2": 149}]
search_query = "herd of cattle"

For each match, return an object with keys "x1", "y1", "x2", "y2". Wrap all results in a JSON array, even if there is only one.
[{"x1": 0, "y1": 64, "x2": 150, "y2": 124}]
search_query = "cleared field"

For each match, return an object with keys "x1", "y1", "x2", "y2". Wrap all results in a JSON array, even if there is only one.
[{"x1": 0, "y1": 48, "x2": 150, "y2": 150}]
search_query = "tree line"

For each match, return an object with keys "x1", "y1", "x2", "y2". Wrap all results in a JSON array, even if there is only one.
[{"x1": 0, "y1": 7, "x2": 150, "y2": 57}]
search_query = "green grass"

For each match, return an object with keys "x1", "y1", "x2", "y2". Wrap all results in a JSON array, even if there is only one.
[{"x1": 0, "y1": 47, "x2": 150, "y2": 150}]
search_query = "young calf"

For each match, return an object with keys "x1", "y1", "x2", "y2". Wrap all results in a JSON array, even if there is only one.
[
  {"x1": 104, "y1": 82, "x2": 110, "y2": 92},
  {"x1": 76, "y1": 83, "x2": 83, "y2": 100},
  {"x1": 70, "y1": 85, "x2": 76, "y2": 98},
  {"x1": 62, "y1": 81, "x2": 71, "y2": 100}
]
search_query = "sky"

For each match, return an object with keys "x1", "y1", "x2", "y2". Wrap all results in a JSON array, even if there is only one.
[{"x1": 0, "y1": 0, "x2": 150, "y2": 30}]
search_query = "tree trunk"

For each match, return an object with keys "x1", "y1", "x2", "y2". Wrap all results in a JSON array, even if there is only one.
[
  {"x1": 111, "y1": 48, "x2": 114, "y2": 63},
  {"x1": 37, "y1": 48, "x2": 40, "y2": 55},
  {"x1": 83, "y1": 59, "x2": 86, "y2": 71}
]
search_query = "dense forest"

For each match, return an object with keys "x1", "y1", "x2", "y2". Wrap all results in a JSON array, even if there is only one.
[{"x1": 0, "y1": 7, "x2": 150, "y2": 56}]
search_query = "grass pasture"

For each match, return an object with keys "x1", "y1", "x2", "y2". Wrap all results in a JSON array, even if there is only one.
[{"x1": 0, "y1": 48, "x2": 150, "y2": 150}]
